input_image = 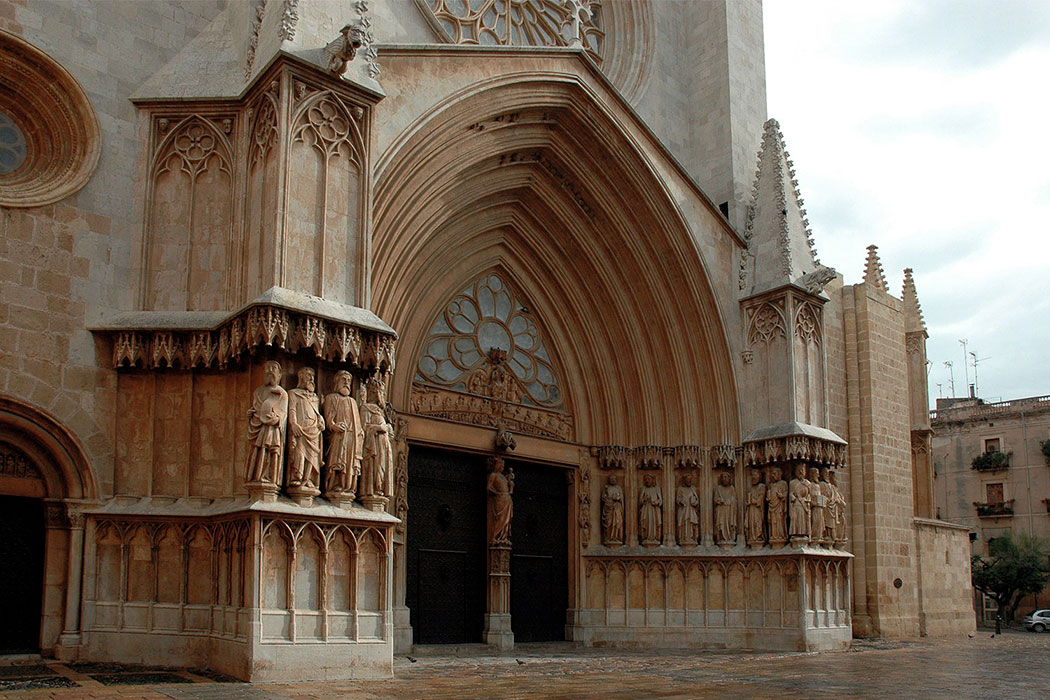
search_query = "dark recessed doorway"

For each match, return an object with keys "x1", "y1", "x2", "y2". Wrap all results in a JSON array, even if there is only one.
[{"x1": 0, "y1": 495, "x2": 44, "y2": 653}]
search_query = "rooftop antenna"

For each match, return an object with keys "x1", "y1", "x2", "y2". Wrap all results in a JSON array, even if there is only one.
[
  {"x1": 936, "y1": 382, "x2": 943, "y2": 398},
  {"x1": 943, "y1": 360, "x2": 955, "y2": 397},
  {"x1": 970, "y1": 351, "x2": 991, "y2": 399},
  {"x1": 959, "y1": 339, "x2": 969, "y2": 392}
]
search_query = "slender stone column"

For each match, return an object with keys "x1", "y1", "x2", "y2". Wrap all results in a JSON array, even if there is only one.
[
  {"x1": 483, "y1": 544, "x2": 513, "y2": 649},
  {"x1": 56, "y1": 505, "x2": 85, "y2": 660}
]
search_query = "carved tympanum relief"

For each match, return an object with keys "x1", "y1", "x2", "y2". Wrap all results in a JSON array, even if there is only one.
[
  {"x1": 424, "y1": 0, "x2": 604, "y2": 61},
  {"x1": 412, "y1": 273, "x2": 573, "y2": 439}
]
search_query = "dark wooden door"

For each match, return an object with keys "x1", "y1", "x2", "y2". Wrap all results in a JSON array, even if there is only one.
[
  {"x1": 406, "y1": 447, "x2": 487, "y2": 644},
  {"x1": 0, "y1": 495, "x2": 44, "y2": 653},
  {"x1": 509, "y1": 460, "x2": 568, "y2": 642}
]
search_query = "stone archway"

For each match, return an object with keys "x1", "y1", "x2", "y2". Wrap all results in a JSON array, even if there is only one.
[
  {"x1": 371, "y1": 76, "x2": 741, "y2": 649},
  {"x1": 0, "y1": 396, "x2": 99, "y2": 655}
]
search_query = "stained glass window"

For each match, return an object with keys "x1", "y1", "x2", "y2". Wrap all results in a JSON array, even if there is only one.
[
  {"x1": 0, "y1": 111, "x2": 27, "y2": 176},
  {"x1": 415, "y1": 273, "x2": 563, "y2": 408}
]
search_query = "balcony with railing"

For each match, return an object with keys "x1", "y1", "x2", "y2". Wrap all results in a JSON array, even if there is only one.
[
  {"x1": 974, "y1": 500, "x2": 1014, "y2": 518},
  {"x1": 971, "y1": 450, "x2": 1011, "y2": 472}
]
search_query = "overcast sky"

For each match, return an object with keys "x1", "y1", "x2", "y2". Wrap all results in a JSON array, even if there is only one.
[{"x1": 763, "y1": 0, "x2": 1050, "y2": 405}]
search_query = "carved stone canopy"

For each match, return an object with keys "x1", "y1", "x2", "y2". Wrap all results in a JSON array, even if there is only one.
[
  {"x1": 741, "y1": 422, "x2": 847, "y2": 469},
  {"x1": 94, "y1": 286, "x2": 396, "y2": 373}
]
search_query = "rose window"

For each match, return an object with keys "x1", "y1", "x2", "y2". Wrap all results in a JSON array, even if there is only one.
[
  {"x1": 427, "y1": 0, "x2": 604, "y2": 63},
  {"x1": 416, "y1": 273, "x2": 563, "y2": 408}
]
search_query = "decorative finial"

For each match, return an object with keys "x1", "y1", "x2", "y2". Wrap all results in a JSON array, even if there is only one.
[
  {"x1": 901, "y1": 267, "x2": 927, "y2": 332},
  {"x1": 863, "y1": 244, "x2": 889, "y2": 292}
]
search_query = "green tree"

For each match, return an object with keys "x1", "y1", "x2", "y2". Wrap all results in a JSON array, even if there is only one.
[{"x1": 972, "y1": 533, "x2": 1050, "y2": 621}]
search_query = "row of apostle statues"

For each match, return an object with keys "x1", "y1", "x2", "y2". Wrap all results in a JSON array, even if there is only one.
[
  {"x1": 600, "y1": 463, "x2": 847, "y2": 548},
  {"x1": 244, "y1": 360, "x2": 394, "y2": 507}
]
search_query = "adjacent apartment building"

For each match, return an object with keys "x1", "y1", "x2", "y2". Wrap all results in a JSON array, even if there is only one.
[{"x1": 932, "y1": 394, "x2": 1050, "y2": 622}]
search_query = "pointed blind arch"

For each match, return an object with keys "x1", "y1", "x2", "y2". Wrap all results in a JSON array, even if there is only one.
[{"x1": 415, "y1": 273, "x2": 564, "y2": 409}]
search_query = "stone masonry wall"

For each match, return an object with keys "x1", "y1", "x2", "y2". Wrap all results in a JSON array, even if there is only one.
[
  {"x1": 0, "y1": 0, "x2": 226, "y2": 494},
  {"x1": 914, "y1": 519, "x2": 977, "y2": 637},
  {"x1": 842, "y1": 282, "x2": 920, "y2": 637}
]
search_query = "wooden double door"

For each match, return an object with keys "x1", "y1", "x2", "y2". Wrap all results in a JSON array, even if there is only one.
[{"x1": 406, "y1": 446, "x2": 568, "y2": 644}]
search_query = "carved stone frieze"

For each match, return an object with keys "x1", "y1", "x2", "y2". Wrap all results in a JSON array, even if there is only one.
[
  {"x1": 710, "y1": 444, "x2": 737, "y2": 468},
  {"x1": 578, "y1": 465, "x2": 592, "y2": 547},
  {"x1": 742, "y1": 436, "x2": 847, "y2": 468},
  {"x1": 411, "y1": 384, "x2": 573, "y2": 441},
  {"x1": 0, "y1": 442, "x2": 42, "y2": 480},
  {"x1": 106, "y1": 304, "x2": 395, "y2": 373},
  {"x1": 674, "y1": 445, "x2": 705, "y2": 469},
  {"x1": 636, "y1": 445, "x2": 663, "y2": 470}
]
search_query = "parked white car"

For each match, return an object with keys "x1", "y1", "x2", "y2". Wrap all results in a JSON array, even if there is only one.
[{"x1": 1023, "y1": 610, "x2": 1050, "y2": 632}]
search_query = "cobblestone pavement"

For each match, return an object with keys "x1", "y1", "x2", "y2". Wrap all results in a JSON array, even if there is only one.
[{"x1": 2, "y1": 631, "x2": 1047, "y2": 700}]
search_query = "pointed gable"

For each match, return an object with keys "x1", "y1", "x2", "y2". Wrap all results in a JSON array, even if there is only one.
[{"x1": 743, "y1": 118, "x2": 834, "y2": 296}]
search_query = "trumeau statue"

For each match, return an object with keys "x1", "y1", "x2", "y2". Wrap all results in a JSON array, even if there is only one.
[
  {"x1": 808, "y1": 466, "x2": 826, "y2": 546},
  {"x1": 245, "y1": 360, "x2": 288, "y2": 488},
  {"x1": 713, "y1": 469, "x2": 737, "y2": 546},
  {"x1": 487, "y1": 456, "x2": 514, "y2": 545},
  {"x1": 745, "y1": 468, "x2": 766, "y2": 547},
  {"x1": 675, "y1": 473, "x2": 699, "y2": 546},
  {"x1": 360, "y1": 377, "x2": 393, "y2": 499},
  {"x1": 638, "y1": 473, "x2": 662, "y2": 546},
  {"x1": 601, "y1": 474, "x2": 624, "y2": 546},
  {"x1": 287, "y1": 367, "x2": 325, "y2": 491},
  {"x1": 789, "y1": 463, "x2": 812, "y2": 542},
  {"x1": 767, "y1": 465, "x2": 788, "y2": 546},
  {"x1": 323, "y1": 370, "x2": 363, "y2": 499}
]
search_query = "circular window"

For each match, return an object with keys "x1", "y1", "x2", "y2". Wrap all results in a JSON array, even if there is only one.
[
  {"x1": 0, "y1": 111, "x2": 26, "y2": 175},
  {"x1": 0, "y1": 29, "x2": 100, "y2": 207}
]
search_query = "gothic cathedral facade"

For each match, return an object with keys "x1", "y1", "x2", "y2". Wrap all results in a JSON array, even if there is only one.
[{"x1": 0, "y1": 0, "x2": 974, "y2": 680}]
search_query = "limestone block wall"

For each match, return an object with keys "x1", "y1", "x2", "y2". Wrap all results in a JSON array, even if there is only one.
[
  {"x1": 0, "y1": 0, "x2": 227, "y2": 495},
  {"x1": 577, "y1": 552, "x2": 849, "y2": 651},
  {"x1": 841, "y1": 282, "x2": 920, "y2": 637},
  {"x1": 81, "y1": 512, "x2": 394, "y2": 680},
  {"x1": 913, "y1": 518, "x2": 976, "y2": 637}
]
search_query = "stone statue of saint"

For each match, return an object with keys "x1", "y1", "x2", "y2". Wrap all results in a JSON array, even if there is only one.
[
  {"x1": 360, "y1": 377, "x2": 393, "y2": 499},
  {"x1": 766, "y1": 466, "x2": 788, "y2": 546},
  {"x1": 287, "y1": 367, "x2": 325, "y2": 490},
  {"x1": 675, "y1": 473, "x2": 700, "y2": 545},
  {"x1": 601, "y1": 474, "x2": 625, "y2": 545},
  {"x1": 789, "y1": 463, "x2": 812, "y2": 542},
  {"x1": 830, "y1": 470, "x2": 848, "y2": 545},
  {"x1": 487, "y1": 456, "x2": 514, "y2": 544},
  {"x1": 323, "y1": 370, "x2": 363, "y2": 498},
  {"x1": 745, "y1": 468, "x2": 766, "y2": 547},
  {"x1": 245, "y1": 360, "x2": 288, "y2": 488},
  {"x1": 819, "y1": 467, "x2": 835, "y2": 545},
  {"x1": 713, "y1": 469, "x2": 737, "y2": 546},
  {"x1": 808, "y1": 466, "x2": 826, "y2": 546},
  {"x1": 638, "y1": 473, "x2": 663, "y2": 546}
]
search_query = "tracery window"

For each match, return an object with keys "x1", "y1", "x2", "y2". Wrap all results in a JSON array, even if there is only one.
[
  {"x1": 426, "y1": 0, "x2": 604, "y2": 63},
  {"x1": 416, "y1": 273, "x2": 563, "y2": 408}
]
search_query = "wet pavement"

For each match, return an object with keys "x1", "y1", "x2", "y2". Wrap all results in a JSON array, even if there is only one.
[{"x1": 2, "y1": 631, "x2": 1047, "y2": 700}]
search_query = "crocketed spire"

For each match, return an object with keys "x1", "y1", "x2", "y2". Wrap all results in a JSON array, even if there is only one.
[
  {"x1": 862, "y1": 244, "x2": 889, "y2": 292},
  {"x1": 901, "y1": 267, "x2": 927, "y2": 333}
]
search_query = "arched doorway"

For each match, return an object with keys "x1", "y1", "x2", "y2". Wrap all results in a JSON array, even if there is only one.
[
  {"x1": 371, "y1": 75, "x2": 740, "y2": 650},
  {"x1": 0, "y1": 397, "x2": 99, "y2": 655},
  {"x1": 0, "y1": 443, "x2": 46, "y2": 653}
]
